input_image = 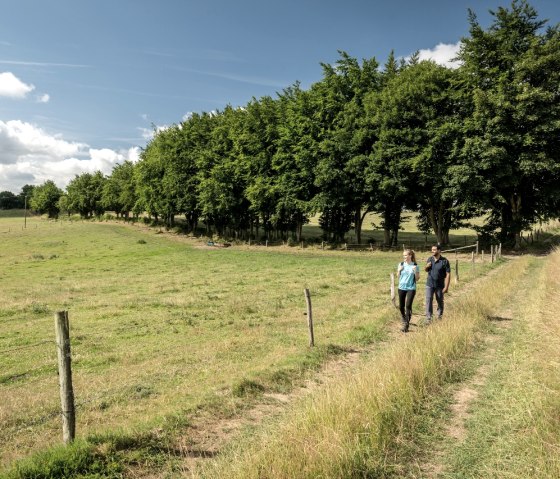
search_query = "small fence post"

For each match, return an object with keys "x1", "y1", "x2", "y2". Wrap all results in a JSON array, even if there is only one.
[
  {"x1": 498, "y1": 243, "x2": 502, "y2": 258},
  {"x1": 476, "y1": 241, "x2": 479, "y2": 255},
  {"x1": 55, "y1": 311, "x2": 75, "y2": 444},
  {"x1": 301, "y1": 241, "x2": 304, "y2": 249},
  {"x1": 455, "y1": 259, "x2": 459, "y2": 284},
  {"x1": 390, "y1": 272, "x2": 395, "y2": 306},
  {"x1": 491, "y1": 245, "x2": 495, "y2": 263},
  {"x1": 481, "y1": 250, "x2": 484, "y2": 263},
  {"x1": 265, "y1": 240, "x2": 268, "y2": 248},
  {"x1": 345, "y1": 243, "x2": 348, "y2": 251},
  {"x1": 471, "y1": 251, "x2": 475, "y2": 272},
  {"x1": 304, "y1": 289, "x2": 314, "y2": 347}
]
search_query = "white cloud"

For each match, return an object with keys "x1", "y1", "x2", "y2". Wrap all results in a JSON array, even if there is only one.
[
  {"x1": 138, "y1": 124, "x2": 169, "y2": 141},
  {"x1": 37, "y1": 93, "x2": 50, "y2": 103},
  {"x1": 0, "y1": 120, "x2": 139, "y2": 192},
  {"x1": 0, "y1": 72, "x2": 35, "y2": 98},
  {"x1": 416, "y1": 42, "x2": 462, "y2": 69}
]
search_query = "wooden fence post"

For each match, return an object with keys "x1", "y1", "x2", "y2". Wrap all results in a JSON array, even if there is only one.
[
  {"x1": 55, "y1": 311, "x2": 75, "y2": 444},
  {"x1": 481, "y1": 250, "x2": 484, "y2": 263},
  {"x1": 471, "y1": 251, "x2": 475, "y2": 272},
  {"x1": 304, "y1": 289, "x2": 314, "y2": 347},
  {"x1": 265, "y1": 240, "x2": 268, "y2": 248},
  {"x1": 476, "y1": 240, "x2": 479, "y2": 255},
  {"x1": 498, "y1": 243, "x2": 502, "y2": 258},
  {"x1": 390, "y1": 272, "x2": 395, "y2": 306},
  {"x1": 491, "y1": 245, "x2": 495, "y2": 263},
  {"x1": 455, "y1": 259, "x2": 459, "y2": 284}
]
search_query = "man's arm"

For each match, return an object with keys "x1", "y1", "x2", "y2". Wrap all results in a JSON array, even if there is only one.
[
  {"x1": 443, "y1": 271, "x2": 450, "y2": 293},
  {"x1": 424, "y1": 257, "x2": 433, "y2": 272}
]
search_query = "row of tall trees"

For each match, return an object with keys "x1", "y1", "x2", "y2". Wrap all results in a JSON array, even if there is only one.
[{"x1": 25, "y1": 1, "x2": 560, "y2": 247}]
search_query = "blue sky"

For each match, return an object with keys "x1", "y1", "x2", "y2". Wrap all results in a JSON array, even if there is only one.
[{"x1": 1, "y1": 0, "x2": 559, "y2": 193}]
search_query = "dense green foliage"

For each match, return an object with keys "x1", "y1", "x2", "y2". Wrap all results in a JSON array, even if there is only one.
[{"x1": 14, "y1": 1, "x2": 560, "y2": 247}]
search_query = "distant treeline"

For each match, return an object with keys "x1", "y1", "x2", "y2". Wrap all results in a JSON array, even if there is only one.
[{"x1": 9, "y1": 2, "x2": 560, "y2": 248}]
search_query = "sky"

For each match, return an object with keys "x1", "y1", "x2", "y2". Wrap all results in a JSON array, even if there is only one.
[{"x1": 1, "y1": 0, "x2": 559, "y2": 193}]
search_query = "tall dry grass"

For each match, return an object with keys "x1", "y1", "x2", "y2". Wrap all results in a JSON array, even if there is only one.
[{"x1": 196, "y1": 256, "x2": 531, "y2": 478}]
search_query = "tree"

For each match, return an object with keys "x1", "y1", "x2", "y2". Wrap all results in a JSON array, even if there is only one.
[
  {"x1": 29, "y1": 180, "x2": 63, "y2": 218},
  {"x1": 196, "y1": 106, "x2": 249, "y2": 237},
  {"x1": 273, "y1": 83, "x2": 319, "y2": 241},
  {"x1": 18, "y1": 185, "x2": 36, "y2": 209},
  {"x1": 102, "y1": 161, "x2": 137, "y2": 218},
  {"x1": 365, "y1": 56, "x2": 418, "y2": 246},
  {"x1": 458, "y1": 0, "x2": 560, "y2": 247},
  {"x1": 313, "y1": 51, "x2": 382, "y2": 243},
  {"x1": 0, "y1": 191, "x2": 18, "y2": 209},
  {"x1": 66, "y1": 172, "x2": 106, "y2": 218}
]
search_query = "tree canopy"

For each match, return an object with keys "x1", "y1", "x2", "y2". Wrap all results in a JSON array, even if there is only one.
[{"x1": 16, "y1": 1, "x2": 560, "y2": 248}]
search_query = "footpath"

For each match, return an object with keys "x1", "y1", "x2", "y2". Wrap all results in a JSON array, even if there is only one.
[{"x1": 415, "y1": 255, "x2": 551, "y2": 478}]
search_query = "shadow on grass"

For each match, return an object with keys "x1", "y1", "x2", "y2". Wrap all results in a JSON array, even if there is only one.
[{"x1": 488, "y1": 316, "x2": 513, "y2": 322}]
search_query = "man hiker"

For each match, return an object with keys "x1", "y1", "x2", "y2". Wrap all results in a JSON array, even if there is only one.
[{"x1": 424, "y1": 244, "x2": 451, "y2": 324}]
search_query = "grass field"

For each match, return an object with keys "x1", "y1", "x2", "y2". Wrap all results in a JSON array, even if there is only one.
[{"x1": 0, "y1": 211, "x2": 557, "y2": 478}]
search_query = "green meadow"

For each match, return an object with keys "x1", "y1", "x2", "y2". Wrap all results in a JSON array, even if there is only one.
[{"x1": 2, "y1": 212, "x2": 556, "y2": 478}]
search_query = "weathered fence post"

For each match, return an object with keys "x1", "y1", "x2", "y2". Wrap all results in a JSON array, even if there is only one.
[
  {"x1": 471, "y1": 251, "x2": 475, "y2": 272},
  {"x1": 498, "y1": 243, "x2": 502, "y2": 258},
  {"x1": 390, "y1": 272, "x2": 395, "y2": 306},
  {"x1": 345, "y1": 243, "x2": 348, "y2": 251},
  {"x1": 265, "y1": 240, "x2": 268, "y2": 248},
  {"x1": 476, "y1": 240, "x2": 479, "y2": 255},
  {"x1": 491, "y1": 245, "x2": 495, "y2": 263},
  {"x1": 455, "y1": 259, "x2": 459, "y2": 284},
  {"x1": 304, "y1": 289, "x2": 314, "y2": 347},
  {"x1": 481, "y1": 250, "x2": 485, "y2": 263},
  {"x1": 301, "y1": 241, "x2": 304, "y2": 249},
  {"x1": 55, "y1": 311, "x2": 75, "y2": 444}
]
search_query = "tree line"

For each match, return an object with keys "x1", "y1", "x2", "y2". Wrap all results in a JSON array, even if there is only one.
[{"x1": 11, "y1": 1, "x2": 560, "y2": 248}]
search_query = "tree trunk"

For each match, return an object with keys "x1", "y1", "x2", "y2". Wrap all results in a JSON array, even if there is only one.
[
  {"x1": 383, "y1": 228, "x2": 390, "y2": 246},
  {"x1": 510, "y1": 193, "x2": 522, "y2": 250},
  {"x1": 354, "y1": 208, "x2": 362, "y2": 244}
]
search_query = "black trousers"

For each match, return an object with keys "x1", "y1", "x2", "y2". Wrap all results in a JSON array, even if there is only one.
[{"x1": 398, "y1": 288, "x2": 416, "y2": 322}]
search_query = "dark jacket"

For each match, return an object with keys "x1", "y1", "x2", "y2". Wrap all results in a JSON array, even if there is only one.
[{"x1": 426, "y1": 256, "x2": 450, "y2": 289}]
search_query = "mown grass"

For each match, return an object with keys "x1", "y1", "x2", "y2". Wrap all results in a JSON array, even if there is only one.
[
  {"x1": 0, "y1": 212, "x2": 501, "y2": 475},
  {"x1": 194, "y1": 254, "x2": 530, "y2": 478}
]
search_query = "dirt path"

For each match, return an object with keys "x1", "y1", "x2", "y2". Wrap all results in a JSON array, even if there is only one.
[{"x1": 417, "y1": 258, "x2": 534, "y2": 479}]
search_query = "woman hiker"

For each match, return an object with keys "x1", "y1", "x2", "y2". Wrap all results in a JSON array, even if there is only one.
[{"x1": 397, "y1": 249, "x2": 420, "y2": 333}]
